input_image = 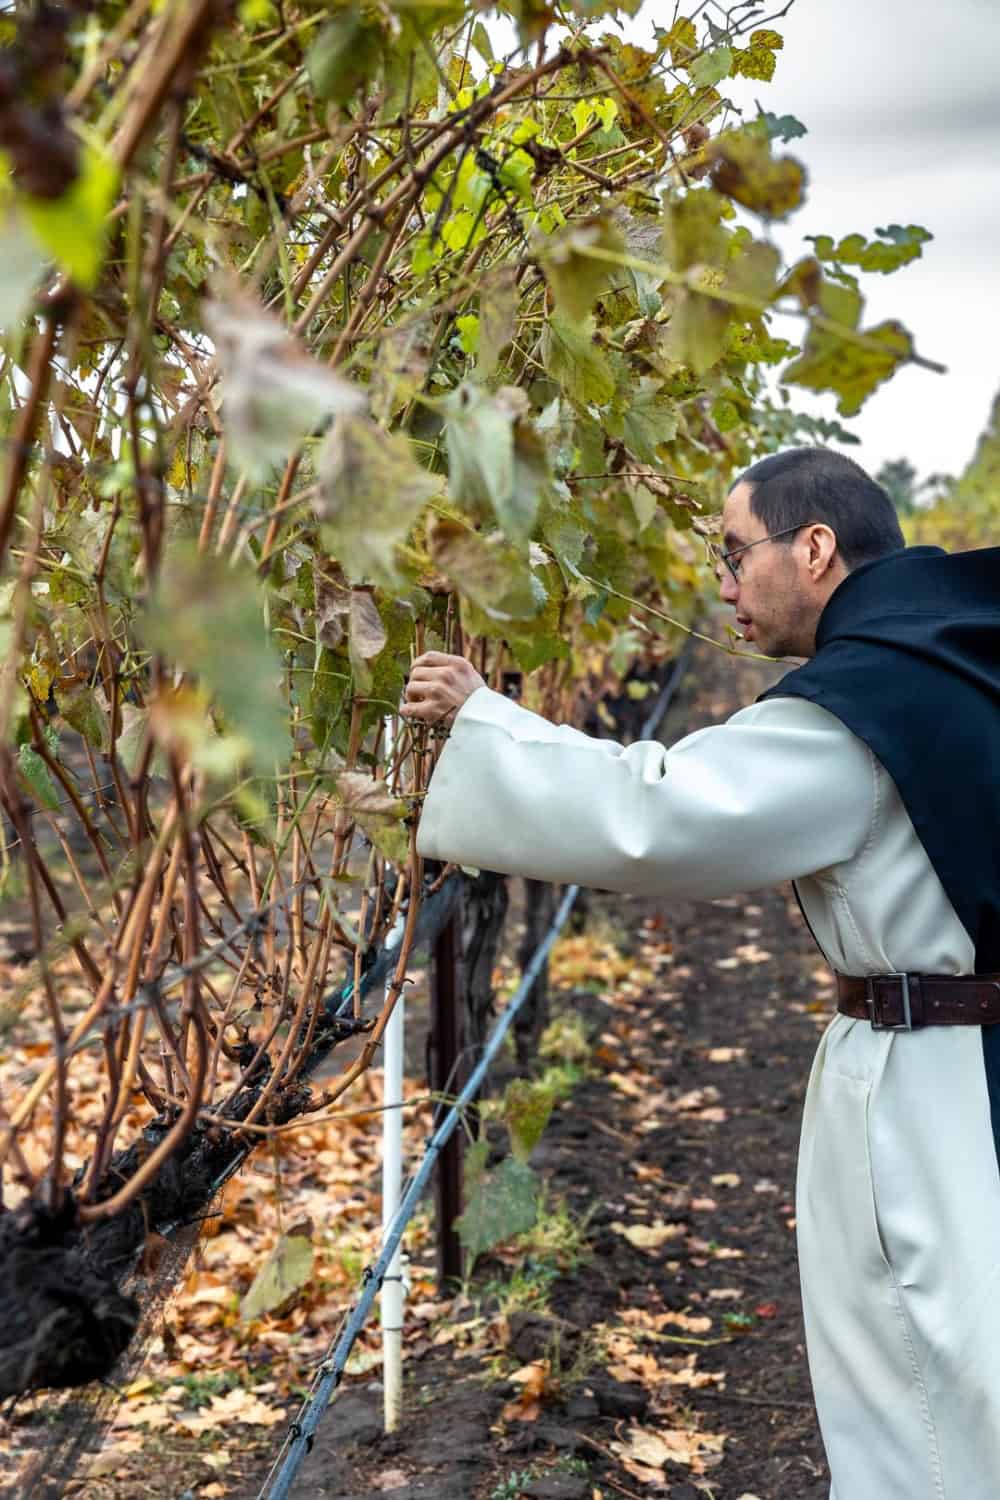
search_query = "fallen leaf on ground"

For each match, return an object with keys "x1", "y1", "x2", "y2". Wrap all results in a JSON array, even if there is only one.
[
  {"x1": 609, "y1": 1422, "x2": 726, "y2": 1476},
  {"x1": 611, "y1": 1220, "x2": 685, "y2": 1250}
]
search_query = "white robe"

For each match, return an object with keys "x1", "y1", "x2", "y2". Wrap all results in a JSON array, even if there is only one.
[{"x1": 417, "y1": 685, "x2": 1000, "y2": 1500}]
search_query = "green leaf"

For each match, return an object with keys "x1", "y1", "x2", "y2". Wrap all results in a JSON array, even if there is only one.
[
  {"x1": 725, "y1": 238, "x2": 781, "y2": 305},
  {"x1": 782, "y1": 318, "x2": 914, "y2": 416},
  {"x1": 444, "y1": 383, "x2": 514, "y2": 516},
  {"x1": 316, "y1": 414, "x2": 441, "y2": 586},
  {"x1": 16, "y1": 745, "x2": 59, "y2": 810},
  {"x1": 455, "y1": 1152, "x2": 539, "y2": 1266},
  {"x1": 690, "y1": 46, "x2": 732, "y2": 88},
  {"x1": 757, "y1": 110, "x2": 807, "y2": 144},
  {"x1": 541, "y1": 312, "x2": 616, "y2": 408},
  {"x1": 664, "y1": 290, "x2": 730, "y2": 374},
  {"x1": 427, "y1": 517, "x2": 541, "y2": 621},
  {"x1": 502, "y1": 1078, "x2": 556, "y2": 1163},
  {"x1": 307, "y1": 11, "x2": 383, "y2": 103},
  {"x1": 20, "y1": 140, "x2": 118, "y2": 290},
  {"x1": 57, "y1": 681, "x2": 108, "y2": 752},
  {"x1": 536, "y1": 214, "x2": 626, "y2": 323},
  {"x1": 240, "y1": 1234, "x2": 314, "y2": 1321},
  {"x1": 470, "y1": 19, "x2": 493, "y2": 62},
  {"x1": 662, "y1": 189, "x2": 729, "y2": 272},
  {"x1": 711, "y1": 396, "x2": 741, "y2": 432},
  {"x1": 807, "y1": 224, "x2": 932, "y2": 275},
  {"x1": 444, "y1": 385, "x2": 547, "y2": 543},
  {"x1": 142, "y1": 549, "x2": 288, "y2": 771},
  {"x1": 455, "y1": 313, "x2": 479, "y2": 357},
  {"x1": 606, "y1": 378, "x2": 678, "y2": 465}
]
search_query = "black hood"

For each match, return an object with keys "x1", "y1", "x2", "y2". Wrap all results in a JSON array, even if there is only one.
[{"x1": 759, "y1": 544, "x2": 1000, "y2": 971}]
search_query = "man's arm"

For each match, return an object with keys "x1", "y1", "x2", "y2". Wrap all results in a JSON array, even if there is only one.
[{"x1": 413, "y1": 684, "x2": 876, "y2": 901}]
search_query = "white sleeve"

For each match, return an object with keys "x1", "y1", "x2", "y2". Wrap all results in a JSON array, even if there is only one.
[{"x1": 416, "y1": 685, "x2": 876, "y2": 900}]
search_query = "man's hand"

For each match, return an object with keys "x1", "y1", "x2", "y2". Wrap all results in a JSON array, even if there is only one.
[{"x1": 400, "y1": 652, "x2": 486, "y2": 726}]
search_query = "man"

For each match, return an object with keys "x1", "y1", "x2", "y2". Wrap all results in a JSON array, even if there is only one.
[{"x1": 401, "y1": 446, "x2": 1000, "y2": 1500}]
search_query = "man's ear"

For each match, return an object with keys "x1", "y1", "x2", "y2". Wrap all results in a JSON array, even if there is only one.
[{"x1": 806, "y1": 524, "x2": 839, "y2": 579}]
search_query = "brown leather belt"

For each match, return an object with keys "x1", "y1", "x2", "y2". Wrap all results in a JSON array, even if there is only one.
[{"x1": 837, "y1": 973, "x2": 1000, "y2": 1030}]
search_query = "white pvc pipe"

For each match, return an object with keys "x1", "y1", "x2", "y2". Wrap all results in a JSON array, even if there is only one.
[{"x1": 381, "y1": 929, "x2": 406, "y2": 1433}]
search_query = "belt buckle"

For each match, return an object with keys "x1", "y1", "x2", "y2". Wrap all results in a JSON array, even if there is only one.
[{"x1": 866, "y1": 973, "x2": 913, "y2": 1031}]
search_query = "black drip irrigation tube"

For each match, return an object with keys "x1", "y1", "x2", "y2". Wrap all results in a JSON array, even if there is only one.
[{"x1": 254, "y1": 634, "x2": 695, "y2": 1500}]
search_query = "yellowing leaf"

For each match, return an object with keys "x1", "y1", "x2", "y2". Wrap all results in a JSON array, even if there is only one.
[
  {"x1": 427, "y1": 517, "x2": 542, "y2": 621},
  {"x1": 240, "y1": 1233, "x2": 314, "y2": 1322},
  {"x1": 664, "y1": 290, "x2": 729, "y2": 374},
  {"x1": 335, "y1": 770, "x2": 408, "y2": 863},
  {"x1": 708, "y1": 130, "x2": 806, "y2": 220},
  {"x1": 782, "y1": 317, "x2": 914, "y2": 415},
  {"x1": 610, "y1": 1220, "x2": 685, "y2": 1250},
  {"x1": 536, "y1": 214, "x2": 625, "y2": 323},
  {"x1": 502, "y1": 1077, "x2": 556, "y2": 1163}
]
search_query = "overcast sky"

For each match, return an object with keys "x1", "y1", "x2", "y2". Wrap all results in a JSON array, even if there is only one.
[
  {"x1": 493, "y1": 0, "x2": 1000, "y2": 483},
  {"x1": 720, "y1": 0, "x2": 1000, "y2": 482}
]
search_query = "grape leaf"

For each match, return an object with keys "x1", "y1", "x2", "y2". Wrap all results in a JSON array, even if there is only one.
[
  {"x1": 541, "y1": 312, "x2": 616, "y2": 407},
  {"x1": 204, "y1": 285, "x2": 365, "y2": 482},
  {"x1": 240, "y1": 1235, "x2": 314, "y2": 1322},
  {"x1": 690, "y1": 46, "x2": 732, "y2": 88},
  {"x1": 142, "y1": 549, "x2": 287, "y2": 771},
  {"x1": 16, "y1": 745, "x2": 59, "y2": 810},
  {"x1": 20, "y1": 140, "x2": 118, "y2": 290},
  {"x1": 708, "y1": 130, "x2": 806, "y2": 220},
  {"x1": 782, "y1": 318, "x2": 914, "y2": 415},
  {"x1": 316, "y1": 414, "x2": 441, "y2": 586},
  {"x1": 427, "y1": 517, "x2": 542, "y2": 621},
  {"x1": 307, "y1": 11, "x2": 383, "y2": 103},
  {"x1": 455, "y1": 1153, "x2": 539, "y2": 1266},
  {"x1": 502, "y1": 1078, "x2": 556, "y2": 1163},
  {"x1": 536, "y1": 214, "x2": 625, "y2": 323}
]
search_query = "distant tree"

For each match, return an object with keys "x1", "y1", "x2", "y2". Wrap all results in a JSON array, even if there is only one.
[{"x1": 876, "y1": 458, "x2": 920, "y2": 514}]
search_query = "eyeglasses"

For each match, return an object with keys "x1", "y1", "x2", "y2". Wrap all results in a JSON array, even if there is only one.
[{"x1": 711, "y1": 523, "x2": 813, "y2": 582}]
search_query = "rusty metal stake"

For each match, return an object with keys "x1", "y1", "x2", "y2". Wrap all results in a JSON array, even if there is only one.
[{"x1": 429, "y1": 911, "x2": 464, "y2": 1290}]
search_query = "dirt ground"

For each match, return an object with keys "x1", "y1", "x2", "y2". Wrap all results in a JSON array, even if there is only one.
[{"x1": 4, "y1": 629, "x2": 840, "y2": 1500}]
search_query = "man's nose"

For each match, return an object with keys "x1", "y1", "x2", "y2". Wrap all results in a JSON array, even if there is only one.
[{"x1": 718, "y1": 568, "x2": 739, "y2": 605}]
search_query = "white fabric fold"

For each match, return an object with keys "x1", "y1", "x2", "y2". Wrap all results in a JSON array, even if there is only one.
[{"x1": 418, "y1": 686, "x2": 875, "y2": 900}]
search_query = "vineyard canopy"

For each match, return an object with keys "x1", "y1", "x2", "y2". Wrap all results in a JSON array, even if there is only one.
[{"x1": 0, "y1": 0, "x2": 935, "y2": 1397}]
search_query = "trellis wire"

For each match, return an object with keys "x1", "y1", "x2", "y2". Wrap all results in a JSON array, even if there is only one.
[{"x1": 254, "y1": 637, "x2": 693, "y2": 1500}]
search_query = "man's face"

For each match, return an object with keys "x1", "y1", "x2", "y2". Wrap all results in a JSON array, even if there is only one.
[{"x1": 717, "y1": 481, "x2": 841, "y2": 659}]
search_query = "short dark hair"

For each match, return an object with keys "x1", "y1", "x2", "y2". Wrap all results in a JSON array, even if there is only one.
[{"x1": 736, "y1": 447, "x2": 905, "y2": 570}]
